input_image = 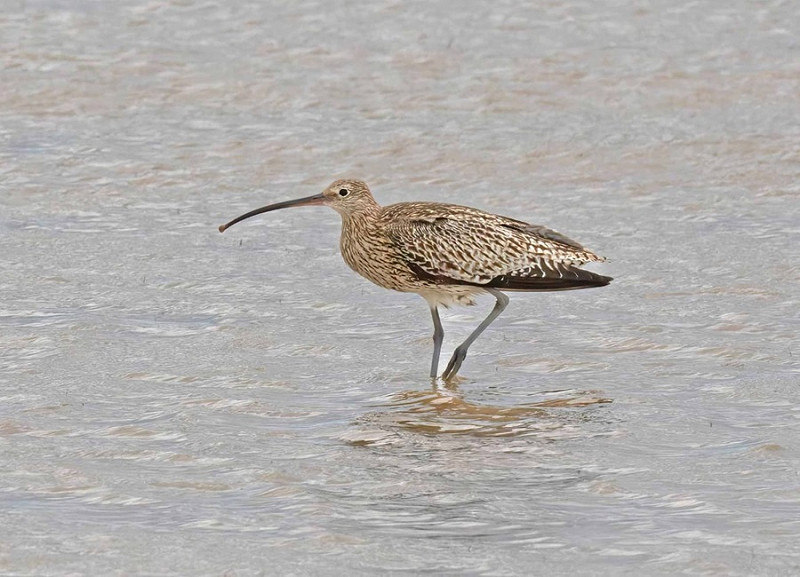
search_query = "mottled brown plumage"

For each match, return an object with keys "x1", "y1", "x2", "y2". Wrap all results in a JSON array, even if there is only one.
[{"x1": 219, "y1": 179, "x2": 612, "y2": 380}]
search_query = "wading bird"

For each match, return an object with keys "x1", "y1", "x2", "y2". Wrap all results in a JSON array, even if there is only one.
[{"x1": 219, "y1": 179, "x2": 611, "y2": 380}]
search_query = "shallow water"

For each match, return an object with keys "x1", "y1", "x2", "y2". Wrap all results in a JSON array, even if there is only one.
[{"x1": 2, "y1": 0, "x2": 799, "y2": 575}]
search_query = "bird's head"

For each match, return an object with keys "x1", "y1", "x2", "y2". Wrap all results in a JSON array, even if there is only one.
[
  {"x1": 320, "y1": 179, "x2": 377, "y2": 217},
  {"x1": 218, "y1": 178, "x2": 378, "y2": 233}
]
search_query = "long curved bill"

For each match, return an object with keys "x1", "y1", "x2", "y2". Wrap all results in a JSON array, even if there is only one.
[{"x1": 218, "y1": 193, "x2": 326, "y2": 233}]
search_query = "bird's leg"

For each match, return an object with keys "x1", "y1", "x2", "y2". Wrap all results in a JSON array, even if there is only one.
[
  {"x1": 442, "y1": 288, "x2": 509, "y2": 381},
  {"x1": 429, "y1": 304, "x2": 444, "y2": 379}
]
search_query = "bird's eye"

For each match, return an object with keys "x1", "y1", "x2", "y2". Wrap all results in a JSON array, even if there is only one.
[{"x1": 338, "y1": 188, "x2": 349, "y2": 197}]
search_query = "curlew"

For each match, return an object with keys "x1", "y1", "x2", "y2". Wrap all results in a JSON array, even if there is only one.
[{"x1": 219, "y1": 179, "x2": 612, "y2": 380}]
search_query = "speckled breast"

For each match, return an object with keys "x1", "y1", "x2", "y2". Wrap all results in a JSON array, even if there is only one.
[{"x1": 339, "y1": 220, "x2": 421, "y2": 293}]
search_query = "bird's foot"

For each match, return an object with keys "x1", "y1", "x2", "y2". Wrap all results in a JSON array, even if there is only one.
[{"x1": 441, "y1": 346, "x2": 468, "y2": 381}]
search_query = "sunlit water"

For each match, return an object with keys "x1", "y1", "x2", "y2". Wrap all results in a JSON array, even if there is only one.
[{"x1": 2, "y1": 0, "x2": 799, "y2": 575}]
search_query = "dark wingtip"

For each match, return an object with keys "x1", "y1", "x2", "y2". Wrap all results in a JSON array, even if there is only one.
[
  {"x1": 593, "y1": 273, "x2": 614, "y2": 286},
  {"x1": 485, "y1": 268, "x2": 613, "y2": 291}
]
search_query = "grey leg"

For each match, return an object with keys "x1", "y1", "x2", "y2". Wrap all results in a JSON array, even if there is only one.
[
  {"x1": 442, "y1": 289, "x2": 509, "y2": 380},
  {"x1": 429, "y1": 305, "x2": 444, "y2": 378}
]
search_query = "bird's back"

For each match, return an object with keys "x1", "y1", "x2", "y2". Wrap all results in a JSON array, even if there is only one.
[{"x1": 377, "y1": 201, "x2": 611, "y2": 291}]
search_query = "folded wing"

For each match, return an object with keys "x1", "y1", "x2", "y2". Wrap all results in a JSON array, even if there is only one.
[{"x1": 382, "y1": 203, "x2": 612, "y2": 291}]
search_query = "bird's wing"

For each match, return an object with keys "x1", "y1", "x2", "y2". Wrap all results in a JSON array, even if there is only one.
[
  {"x1": 382, "y1": 203, "x2": 611, "y2": 290},
  {"x1": 501, "y1": 219, "x2": 586, "y2": 251}
]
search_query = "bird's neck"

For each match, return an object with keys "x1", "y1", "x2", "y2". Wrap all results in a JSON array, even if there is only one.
[
  {"x1": 339, "y1": 202, "x2": 382, "y2": 228},
  {"x1": 337, "y1": 201, "x2": 398, "y2": 291}
]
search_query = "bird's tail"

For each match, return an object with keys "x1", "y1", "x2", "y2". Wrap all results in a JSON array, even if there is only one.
[{"x1": 484, "y1": 266, "x2": 612, "y2": 292}]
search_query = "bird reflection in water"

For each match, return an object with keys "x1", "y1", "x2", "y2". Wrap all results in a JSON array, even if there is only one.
[{"x1": 347, "y1": 383, "x2": 612, "y2": 442}]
